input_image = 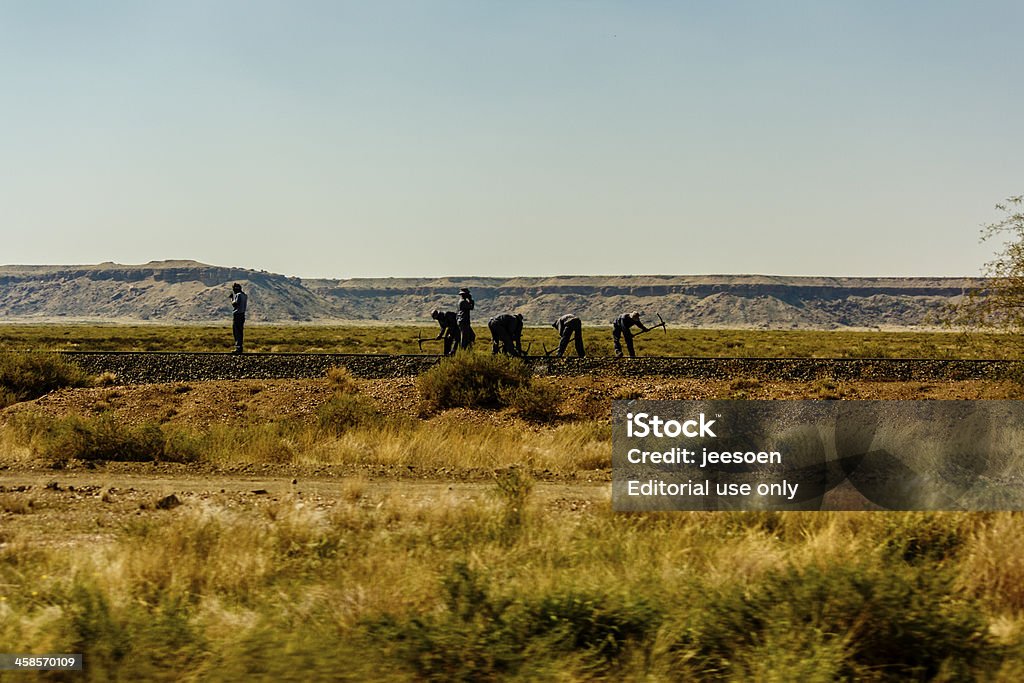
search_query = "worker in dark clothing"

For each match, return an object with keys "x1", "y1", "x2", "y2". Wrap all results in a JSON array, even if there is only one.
[
  {"x1": 230, "y1": 283, "x2": 248, "y2": 354},
  {"x1": 552, "y1": 314, "x2": 585, "y2": 357},
  {"x1": 431, "y1": 309, "x2": 460, "y2": 356},
  {"x1": 612, "y1": 311, "x2": 648, "y2": 357},
  {"x1": 457, "y1": 288, "x2": 475, "y2": 350},
  {"x1": 488, "y1": 313, "x2": 524, "y2": 356}
]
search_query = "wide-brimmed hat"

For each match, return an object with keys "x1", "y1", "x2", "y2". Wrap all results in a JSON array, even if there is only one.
[{"x1": 458, "y1": 288, "x2": 471, "y2": 295}]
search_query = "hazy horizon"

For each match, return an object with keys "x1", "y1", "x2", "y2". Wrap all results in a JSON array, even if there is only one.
[{"x1": 2, "y1": 2, "x2": 1022, "y2": 279}]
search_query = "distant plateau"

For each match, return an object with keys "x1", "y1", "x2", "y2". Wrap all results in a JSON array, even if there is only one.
[{"x1": 0, "y1": 260, "x2": 979, "y2": 330}]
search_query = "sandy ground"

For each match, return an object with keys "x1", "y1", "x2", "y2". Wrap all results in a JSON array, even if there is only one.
[{"x1": 0, "y1": 469, "x2": 606, "y2": 551}]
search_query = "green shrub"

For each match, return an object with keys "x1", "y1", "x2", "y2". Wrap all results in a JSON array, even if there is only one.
[
  {"x1": 366, "y1": 562, "x2": 517, "y2": 680},
  {"x1": 66, "y1": 580, "x2": 132, "y2": 669},
  {"x1": 493, "y1": 467, "x2": 533, "y2": 533},
  {"x1": 500, "y1": 380, "x2": 562, "y2": 422},
  {"x1": 0, "y1": 352, "x2": 91, "y2": 404},
  {"x1": 162, "y1": 427, "x2": 207, "y2": 463},
  {"x1": 63, "y1": 578, "x2": 205, "y2": 679},
  {"x1": 877, "y1": 512, "x2": 975, "y2": 564},
  {"x1": 418, "y1": 353, "x2": 532, "y2": 411},
  {"x1": 680, "y1": 561, "x2": 994, "y2": 679},
  {"x1": 0, "y1": 388, "x2": 17, "y2": 409},
  {"x1": 368, "y1": 561, "x2": 660, "y2": 679},
  {"x1": 28, "y1": 414, "x2": 166, "y2": 462},
  {"x1": 493, "y1": 467, "x2": 533, "y2": 509},
  {"x1": 317, "y1": 393, "x2": 380, "y2": 435},
  {"x1": 515, "y1": 591, "x2": 660, "y2": 665}
]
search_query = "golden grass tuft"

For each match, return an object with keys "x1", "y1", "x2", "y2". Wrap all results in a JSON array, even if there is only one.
[
  {"x1": 958, "y1": 513, "x2": 1024, "y2": 613},
  {"x1": 325, "y1": 366, "x2": 359, "y2": 394}
]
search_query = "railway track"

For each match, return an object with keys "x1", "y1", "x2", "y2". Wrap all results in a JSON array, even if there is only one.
[{"x1": 52, "y1": 351, "x2": 1019, "y2": 384}]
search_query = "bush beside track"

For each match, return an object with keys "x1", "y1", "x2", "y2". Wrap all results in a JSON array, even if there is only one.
[{"x1": 53, "y1": 351, "x2": 1018, "y2": 384}]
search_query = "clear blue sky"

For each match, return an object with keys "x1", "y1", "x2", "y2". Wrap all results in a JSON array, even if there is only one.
[{"x1": 2, "y1": 1, "x2": 1022, "y2": 278}]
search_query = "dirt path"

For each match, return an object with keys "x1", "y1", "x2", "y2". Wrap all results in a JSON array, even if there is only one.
[
  {"x1": 0, "y1": 469, "x2": 608, "y2": 502},
  {"x1": 0, "y1": 470, "x2": 609, "y2": 549}
]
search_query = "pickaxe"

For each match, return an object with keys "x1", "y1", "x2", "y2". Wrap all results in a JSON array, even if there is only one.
[
  {"x1": 416, "y1": 332, "x2": 443, "y2": 351},
  {"x1": 632, "y1": 313, "x2": 667, "y2": 338}
]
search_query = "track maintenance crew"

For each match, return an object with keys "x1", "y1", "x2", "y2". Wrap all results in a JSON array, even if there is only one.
[
  {"x1": 488, "y1": 313, "x2": 525, "y2": 356},
  {"x1": 431, "y1": 309, "x2": 460, "y2": 356},
  {"x1": 457, "y1": 288, "x2": 475, "y2": 350},
  {"x1": 230, "y1": 283, "x2": 248, "y2": 354},
  {"x1": 612, "y1": 311, "x2": 648, "y2": 357},
  {"x1": 552, "y1": 314, "x2": 585, "y2": 357}
]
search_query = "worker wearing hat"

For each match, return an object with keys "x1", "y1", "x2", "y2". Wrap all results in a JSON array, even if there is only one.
[
  {"x1": 230, "y1": 283, "x2": 248, "y2": 354},
  {"x1": 456, "y1": 288, "x2": 475, "y2": 350}
]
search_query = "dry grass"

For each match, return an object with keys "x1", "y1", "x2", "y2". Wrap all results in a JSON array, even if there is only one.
[
  {"x1": 3, "y1": 404, "x2": 611, "y2": 475},
  {"x1": 286, "y1": 419, "x2": 609, "y2": 472},
  {"x1": 0, "y1": 323, "x2": 1018, "y2": 358},
  {"x1": 958, "y1": 513, "x2": 1024, "y2": 613},
  {"x1": 0, "y1": 493, "x2": 34, "y2": 514},
  {"x1": 325, "y1": 366, "x2": 358, "y2": 394},
  {"x1": 2, "y1": 323, "x2": 1023, "y2": 677},
  {"x1": 0, "y1": 491, "x2": 1018, "y2": 679}
]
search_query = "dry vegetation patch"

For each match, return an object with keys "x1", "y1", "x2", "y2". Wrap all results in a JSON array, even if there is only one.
[
  {"x1": 1, "y1": 372, "x2": 1018, "y2": 479},
  {"x1": 1, "y1": 328, "x2": 1023, "y2": 678},
  {"x1": 1, "y1": 323, "x2": 1019, "y2": 359},
  {"x1": 0, "y1": 481, "x2": 1016, "y2": 680}
]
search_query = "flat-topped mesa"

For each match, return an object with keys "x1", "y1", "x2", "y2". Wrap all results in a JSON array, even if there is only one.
[
  {"x1": 315, "y1": 281, "x2": 972, "y2": 299},
  {"x1": 0, "y1": 262, "x2": 982, "y2": 327},
  {"x1": 0, "y1": 261, "x2": 261, "y2": 286}
]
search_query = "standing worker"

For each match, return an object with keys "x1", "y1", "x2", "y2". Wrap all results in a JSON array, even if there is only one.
[
  {"x1": 457, "y1": 287, "x2": 475, "y2": 350},
  {"x1": 552, "y1": 313, "x2": 585, "y2": 357},
  {"x1": 488, "y1": 313, "x2": 524, "y2": 356},
  {"x1": 431, "y1": 309, "x2": 460, "y2": 356},
  {"x1": 612, "y1": 311, "x2": 648, "y2": 358},
  {"x1": 230, "y1": 283, "x2": 248, "y2": 354}
]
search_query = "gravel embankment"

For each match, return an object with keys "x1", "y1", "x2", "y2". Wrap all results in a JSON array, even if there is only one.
[{"x1": 58, "y1": 352, "x2": 1016, "y2": 384}]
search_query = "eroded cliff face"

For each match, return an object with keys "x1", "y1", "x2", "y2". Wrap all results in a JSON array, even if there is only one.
[
  {"x1": 0, "y1": 261, "x2": 335, "y2": 322},
  {"x1": 0, "y1": 261, "x2": 976, "y2": 328}
]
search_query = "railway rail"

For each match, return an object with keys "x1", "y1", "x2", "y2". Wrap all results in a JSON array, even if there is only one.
[{"x1": 52, "y1": 351, "x2": 1019, "y2": 384}]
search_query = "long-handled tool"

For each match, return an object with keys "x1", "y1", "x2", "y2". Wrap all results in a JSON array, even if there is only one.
[
  {"x1": 542, "y1": 342, "x2": 556, "y2": 357},
  {"x1": 631, "y1": 313, "x2": 667, "y2": 338},
  {"x1": 416, "y1": 332, "x2": 444, "y2": 352}
]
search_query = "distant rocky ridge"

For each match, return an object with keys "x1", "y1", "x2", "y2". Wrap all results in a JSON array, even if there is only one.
[{"x1": 0, "y1": 260, "x2": 978, "y2": 329}]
